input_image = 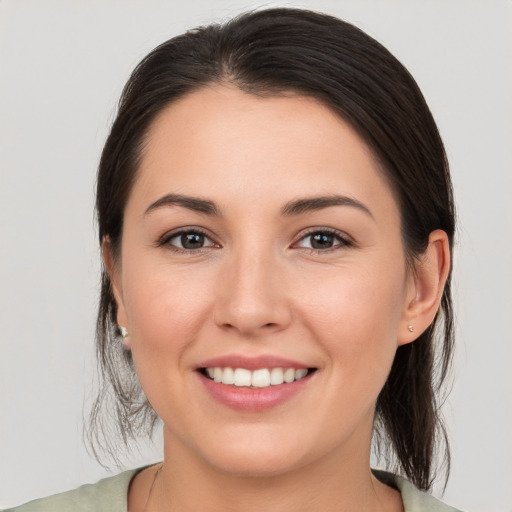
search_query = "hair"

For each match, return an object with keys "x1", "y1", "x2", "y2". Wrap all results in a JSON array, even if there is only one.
[{"x1": 90, "y1": 7, "x2": 455, "y2": 491}]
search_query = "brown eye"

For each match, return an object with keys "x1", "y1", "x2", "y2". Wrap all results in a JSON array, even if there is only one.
[
  {"x1": 295, "y1": 230, "x2": 351, "y2": 251},
  {"x1": 181, "y1": 232, "x2": 205, "y2": 249},
  {"x1": 165, "y1": 230, "x2": 216, "y2": 251},
  {"x1": 310, "y1": 233, "x2": 335, "y2": 249}
]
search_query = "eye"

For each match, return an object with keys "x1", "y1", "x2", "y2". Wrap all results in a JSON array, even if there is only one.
[
  {"x1": 295, "y1": 229, "x2": 352, "y2": 251},
  {"x1": 159, "y1": 229, "x2": 217, "y2": 251}
]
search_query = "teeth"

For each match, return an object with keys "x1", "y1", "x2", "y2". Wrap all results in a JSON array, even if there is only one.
[
  {"x1": 295, "y1": 368, "x2": 308, "y2": 380},
  {"x1": 204, "y1": 367, "x2": 311, "y2": 387},
  {"x1": 251, "y1": 369, "x2": 270, "y2": 388},
  {"x1": 213, "y1": 367, "x2": 223, "y2": 383},
  {"x1": 283, "y1": 368, "x2": 295, "y2": 383},
  {"x1": 233, "y1": 368, "x2": 252, "y2": 387},
  {"x1": 270, "y1": 368, "x2": 284, "y2": 385},
  {"x1": 221, "y1": 367, "x2": 234, "y2": 385}
]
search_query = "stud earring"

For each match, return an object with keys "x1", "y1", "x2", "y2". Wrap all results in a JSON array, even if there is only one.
[
  {"x1": 119, "y1": 326, "x2": 128, "y2": 339},
  {"x1": 408, "y1": 325, "x2": 414, "y2": 333}
]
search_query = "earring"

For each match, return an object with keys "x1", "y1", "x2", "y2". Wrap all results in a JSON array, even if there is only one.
[
  {"x1": 408, "y1": 325, "x2": 414, "y2": 333},
  {"x1": 119, "y1": 325, "x2": 128, "y2": 339}
]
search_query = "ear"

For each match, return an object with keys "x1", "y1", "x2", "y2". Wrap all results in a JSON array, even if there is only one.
[
  {"x1": 102, "y1": 237, "x2": 131, "y2": 349},
  {"x1": 398, "y1": 229, "x2": 451, "y2": 345}
]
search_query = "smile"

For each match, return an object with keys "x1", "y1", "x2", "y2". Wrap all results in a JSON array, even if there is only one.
[{"x1": 202, "y1": 367, "x2": 314, "y2": 388}]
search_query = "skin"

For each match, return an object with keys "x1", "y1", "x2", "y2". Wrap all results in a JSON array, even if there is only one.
[{"x1": 104, "y1": 85, "x2": 450, "y2": 512}]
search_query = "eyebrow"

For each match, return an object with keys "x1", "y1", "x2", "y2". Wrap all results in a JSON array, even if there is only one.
[
  {"x1": 145, "y1": 193, "x2": 221, "y2": 217},
  {"x1": 144, "y1": 193, "x2": 373, "y2": 219},
  {"x1": 281, "y1": 195, "x2": 373, "y2": 218}
]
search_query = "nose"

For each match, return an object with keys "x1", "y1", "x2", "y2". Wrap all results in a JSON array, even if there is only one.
[{"x1": 213, "y1": 247, "x2": 292, "y2": 337}]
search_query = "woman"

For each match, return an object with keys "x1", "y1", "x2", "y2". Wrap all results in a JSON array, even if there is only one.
[{"x1": 5, "y1": 7, "x2": 461, "y2": 512}]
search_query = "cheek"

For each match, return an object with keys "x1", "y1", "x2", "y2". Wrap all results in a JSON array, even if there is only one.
[
  {"x1": 122, "y1": 262, "x2": 214, "y2": 363},
  {"x1": 296, "y1": 263, "x2": 406, "y2": 369},
  {"x1": 120, "y1": 263, "x2": 218, "y2": 424}
]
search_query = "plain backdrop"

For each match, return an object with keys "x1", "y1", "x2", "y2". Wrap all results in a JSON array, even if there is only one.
[{"x1": 1, "y1": 1, "x2": 511, "y2": 510}]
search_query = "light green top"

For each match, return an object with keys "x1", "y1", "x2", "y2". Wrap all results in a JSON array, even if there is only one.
[{"x1": 3, "y1": 467, "x2": 462, "y2": 512}]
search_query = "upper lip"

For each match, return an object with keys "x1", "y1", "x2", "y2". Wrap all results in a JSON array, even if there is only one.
[{"x1": 196, "y1": 354, "x2": 312, "y2": 371}]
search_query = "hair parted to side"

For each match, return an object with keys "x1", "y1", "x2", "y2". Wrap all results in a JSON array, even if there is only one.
[{"x1": 90, "y1": 7, "x2": 455, "y2": 491}]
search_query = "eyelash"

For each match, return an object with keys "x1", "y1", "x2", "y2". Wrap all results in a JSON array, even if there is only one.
[
  {"x1": 156, "y1": 227, "x2": 353, "y2": 254},
  {"x1": 294, "y1": 228, "x2": 353, "y2": 253},
  {"x1": 156, "y1": 228, "x2": 217, "y2": 254}
]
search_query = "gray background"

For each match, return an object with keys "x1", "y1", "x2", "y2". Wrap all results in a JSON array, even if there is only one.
[{"x1": 1, "y1": 1, "x2": 511, "y2": 510}]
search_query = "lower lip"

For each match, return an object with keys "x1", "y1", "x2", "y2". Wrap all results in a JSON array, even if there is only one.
[{"x1": 198, "y1": 372, "x2": 314, "y2": 412}]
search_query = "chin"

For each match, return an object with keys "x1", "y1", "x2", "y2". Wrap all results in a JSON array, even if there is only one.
[
  {"x1": 206, "y1": 451, "x2": 302, "y2": 478},
  {"x1": 194, "y1": 429, "x2": 315, "y2": 478}
]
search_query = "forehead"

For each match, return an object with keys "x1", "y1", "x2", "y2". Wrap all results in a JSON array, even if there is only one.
[
  {"x1": 143, "y1": 84, "x2": 371, "y2": 169},
  {"x1": 131, "y1": 84, "x2": 398, "y2": 222}
]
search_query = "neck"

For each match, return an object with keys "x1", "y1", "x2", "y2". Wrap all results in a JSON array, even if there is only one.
[{"x1": 141, "y1": 427, "x2": 402, "y2": 512}]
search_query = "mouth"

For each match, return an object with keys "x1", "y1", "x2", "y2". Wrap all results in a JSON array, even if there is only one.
[
  {"x1": 198, "y1": 367, "x2": 317, "y2": 388},
  {"x1": 195, "y1": 355, "x2": 318, "y2": 411}
]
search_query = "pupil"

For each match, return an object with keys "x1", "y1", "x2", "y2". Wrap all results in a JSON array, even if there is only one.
[
  {"x1": 181, "y1": 233, "x2": 204, "y2": 249},
  {"x1": 311, "y1": 233, "x2": 333, "y2": 249}
]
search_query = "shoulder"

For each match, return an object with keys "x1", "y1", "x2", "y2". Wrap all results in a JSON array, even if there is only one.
[
  {"x1": 2, "y1": 468, "x2": 142, "y2": 512},
  {"x1": 373, "y1": 470, "x2": 463, "y2": 512}
]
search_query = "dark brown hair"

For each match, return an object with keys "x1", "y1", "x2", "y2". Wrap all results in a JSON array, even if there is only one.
[{"x1": 90, "y1": 7, "x2": 455, "y2": 491}]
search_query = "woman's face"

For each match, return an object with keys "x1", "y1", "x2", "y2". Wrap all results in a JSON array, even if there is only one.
[{"x1": 110, "y1": 85, "x2": 417, "y2": 476}]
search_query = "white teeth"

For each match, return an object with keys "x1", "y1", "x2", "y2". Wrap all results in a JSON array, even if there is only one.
[
  {"x1": 270, "y1": 368, "x2": 284, "y2": 385},
  {"x1": 251, "y1": 369, "x2": 270, "y2": 388},
  {"x1": 283, "y1": 368, "x2": 295, "y2": 383},
  {"x1": 295, "y1": 369, "x2": 308, "y2": 380},
  {"x1": 221, "y1": 367, "x2": 234, "y2": 385},
  {"x1": 204, "y1": 367, "x2": 311, "y2": 387},
  {"x1": 233, "y1": 368, "x2": 252, "y2": 387},
  {"x1": 213, "y1": 367, "x2": 223, "y2": 383}
]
